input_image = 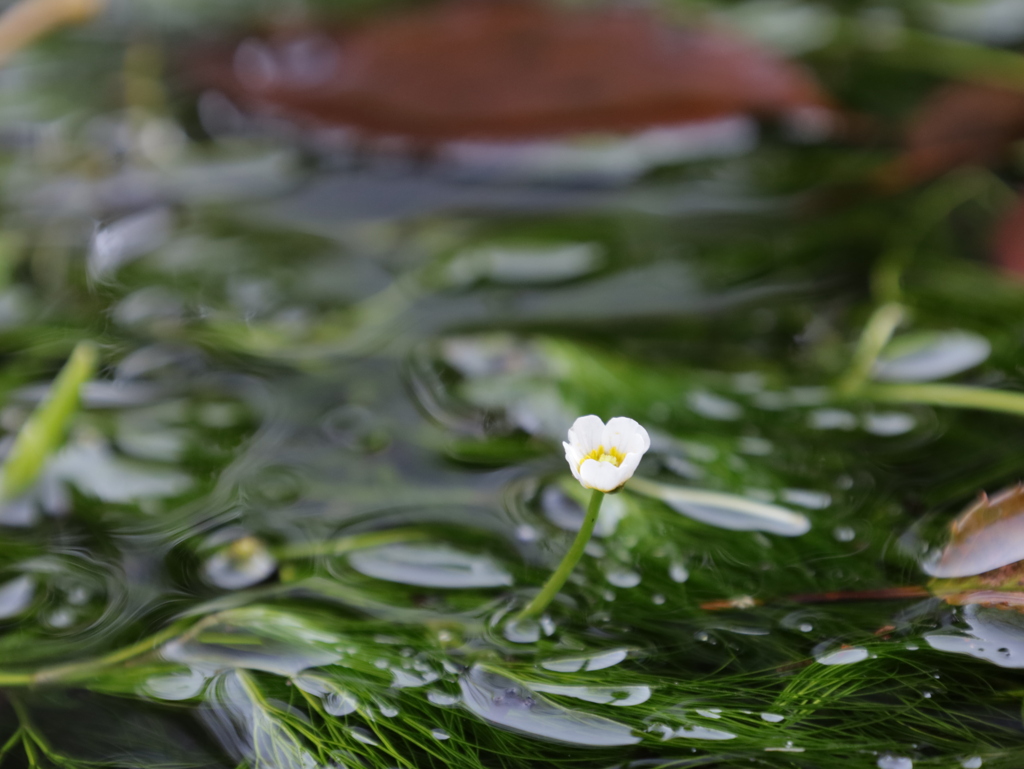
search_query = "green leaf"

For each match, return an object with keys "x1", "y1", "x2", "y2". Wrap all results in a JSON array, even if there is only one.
[{"x1": 0, "y1": 341, "x2": 98, "y2": 501}]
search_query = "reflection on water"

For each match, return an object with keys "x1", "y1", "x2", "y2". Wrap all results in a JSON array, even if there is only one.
[{"x1": 2, "y1": 0, "x2": 1024, "y2": 767}]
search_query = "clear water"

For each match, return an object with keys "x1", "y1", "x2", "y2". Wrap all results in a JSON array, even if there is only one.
[{"x1": 0, "y1": 2, "x2": 1024, "y2": 768}]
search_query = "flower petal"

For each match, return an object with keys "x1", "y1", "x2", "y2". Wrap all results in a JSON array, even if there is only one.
[
  {"x1": 563, "y1": 441, "x2": 584, "y2": 481},
  {"x1": 579, "y1": 458, "x2": 630, "y2": 492},
  {"x1": 567, "y1": 415, "x2": 605, "y2": 453},
  {"x1": 602, "y1": 417, "x2": 650, "y2": 455},
  {"x1": 616, "y1": 450, "x2": 642, "y2": 480}
]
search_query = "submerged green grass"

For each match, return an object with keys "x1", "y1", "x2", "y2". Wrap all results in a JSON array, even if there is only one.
[{"x1": 4, "y1": 2, "x2": 1024, "y2": 768}]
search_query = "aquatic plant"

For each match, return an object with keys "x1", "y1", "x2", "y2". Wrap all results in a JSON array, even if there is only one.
[{"x1": 516, "y1": 415, "x2": 649, "y2": 622}]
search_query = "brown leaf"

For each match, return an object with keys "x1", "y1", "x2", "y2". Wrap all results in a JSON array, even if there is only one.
[
  {"x1": 880, "y1": 83, "x2": 1024, "y2": 189},
  {"x1": 926, "y1": 485, "x2": 1024, "y2": 578},
  {"x1": 189, "y1": 0, "x2": 832, "y2": 144},
  {"x1": 993, "y1": 194, "x2": 1024, "y2": 277}
]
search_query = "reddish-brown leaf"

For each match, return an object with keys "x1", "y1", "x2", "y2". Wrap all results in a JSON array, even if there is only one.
[
  {"x1": 190, "y1": 0, "x2": 832, "y2": 144},
  {"x1": 993, "y1": 194, "x2": 1024, "y2": 277},
  {"x1": 880, "y1": 83, "x2": 1024, "y2": 189}
]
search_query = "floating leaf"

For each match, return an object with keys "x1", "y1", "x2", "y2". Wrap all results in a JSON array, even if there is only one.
[
  {"x1": 192, "y1": 1, "x2": 831, "y2": 143},
  {"x1": 629, "y1": 477, "x2": 810, "y2": 536},
  {"x1": 881, "y1": 82, "x2": 1024, "y2": 188},
  {"x1": 922, "y1": 484, "x2": 1024, "y2": 579},
  {"x1": 873, "y1": 330, "x2": 991, "y2": 382}
]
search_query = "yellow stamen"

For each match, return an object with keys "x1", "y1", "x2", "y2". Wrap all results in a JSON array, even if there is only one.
[{"x1": 581, "y1": 445, "x2": 625, "y2": 468}]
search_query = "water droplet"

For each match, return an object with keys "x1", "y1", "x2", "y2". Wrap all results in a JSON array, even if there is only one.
[
  {"x1": 657, "y1": 724, "x2": 737, "y2": 741},
  {"x1": 46, "y1": 608, "x2": 76, "y2": 628},
  {"x1": 760, "y1": 712, "x2": 785, "y2": 722},
  {"x1": 652, "y1": 593, "x2": 665, "y2": 605},
  {"x1": 378, "y1": 704, "x2": 399, "y2": 717},
  {"x1": 427, "y1": 690, "x2": 461, "y2": 706},
  {"x1": 516, "y1": 525, "x2": 538, "y2": 542},
  {"x1": 606, "y1": 568, "x2": 641, "y2": 588},
  {"x1": 670, "y1": 562, "x2": 689, "y2": 583},
  {"x1": 349, "y1": 727, "x2": 379, "y2": 746},
  {"x1": 781, "y1": 488, "x2": 831, "y2": 510},
  {"x1": 961, "y1": 757, "x2": 983, "y2": 769},
  {"x1": 695, "y1": 708, "x2": 722, "y2": 719},
  {"x1": 392, "y1": 667, "x2": 440, "y2": 688},
  {"x1": 833, "y1": 525, "x2": 856, "y2": 542},
  {"x1": 863, "y1": 412, "x2": 916, "y2": 436},
  {"x1": 765, "y1": 743, "x2": 805, "y2": 752},
  {"x1": 431, "y1": 728, "x2": 450, "y2": 740},
  {"x1": 292, "y1": 675, "x2": 358, "y2": 716},
  {"x1": 799, "y1": 623, "x2": 814, "y2": 632},
  {"x1": 808, "y1": 408, "x2": 857, "y2": 431},
  {"x1": 876, "y1": 755, "x2": 913, "y2": 769},
  {"x1": 503, "y1": 618, "x2": 541, "y2": 644},
  {"x1": 202, "y1": 532, "x2": 277, "y2": 590},
  {"x1": 815, "y1": 646, "x2": 869, "y2": 665},
  {"x1": 687, "y1": 391, "x2": 742, "y2": 421},
  {"x1": 143, "y1": 669, "x2": 208, "y2": 701}
]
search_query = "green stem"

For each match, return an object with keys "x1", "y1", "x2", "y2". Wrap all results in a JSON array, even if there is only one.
[
  {"x1": 0, "y1": 616, "x2": 203, "y2": 688},
  {"x1": 516, "y1": 488, "x2": 604, "y2": 622},
  {"x1": 835, "y1": 302, "x2": 904, "y2": 397},
  {"x1": 863, "y1": 382, "x2": 1024, "y2": 418},
  {"x1": 0, "y1": 340, "x2": 97, "y2": 501}
]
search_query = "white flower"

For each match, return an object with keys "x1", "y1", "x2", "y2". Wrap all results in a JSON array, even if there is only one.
[{"x1": 563, "y1": 415, "x2": 650, "y2": 492}]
